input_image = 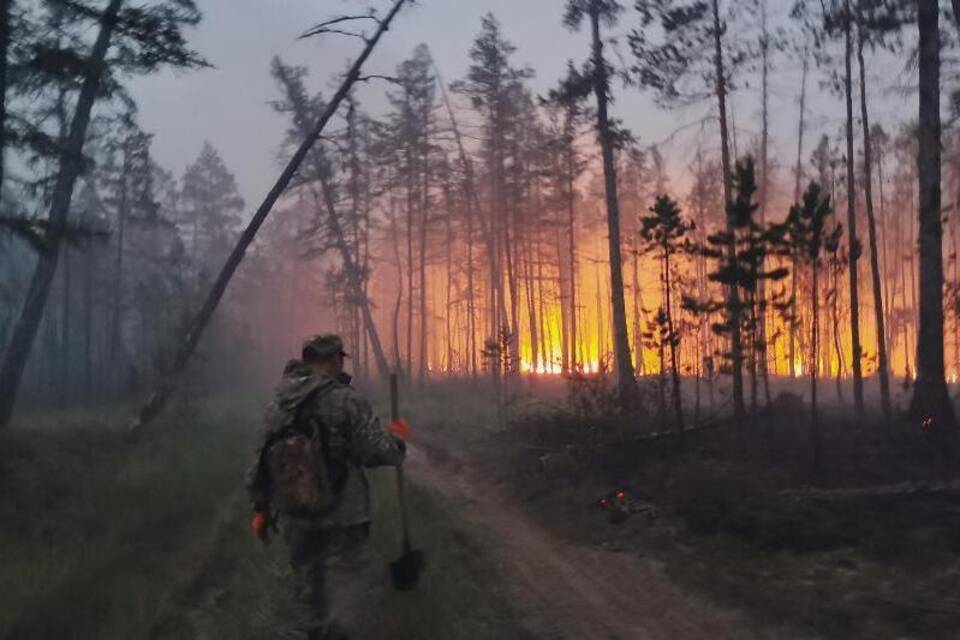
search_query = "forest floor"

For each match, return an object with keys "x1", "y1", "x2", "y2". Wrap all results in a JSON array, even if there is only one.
[
  {"x1": 419, "y1": 376, "x2": 960, "y2": 640},
  {"x1": 3, "y1": 377, "x2": 960, "y2": 639}
]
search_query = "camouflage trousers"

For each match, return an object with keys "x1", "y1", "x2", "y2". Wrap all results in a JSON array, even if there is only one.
[{"x1": 283, "y1": 522, "x2": 375, "y2": 640}]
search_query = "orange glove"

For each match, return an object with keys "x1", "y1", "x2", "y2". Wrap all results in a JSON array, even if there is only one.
[
  {"x1": 389, "y1": 418, "x2": 411, "y2": 439},
  {"x1": 252, "y1": 512, "x2": 270, "y2": 543}
]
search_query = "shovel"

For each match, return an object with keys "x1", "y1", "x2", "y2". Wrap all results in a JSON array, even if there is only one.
[{"x1": 389, "y1": 373, "x2": 424, "y2": 590}]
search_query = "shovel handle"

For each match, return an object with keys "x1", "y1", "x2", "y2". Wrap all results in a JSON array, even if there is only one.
[
  {"x1": 390, "y1": 373, "x2": 412, "y2": 552},
  {"x1": 396, "y1": 465, "x2": 412, "y2": 552}
]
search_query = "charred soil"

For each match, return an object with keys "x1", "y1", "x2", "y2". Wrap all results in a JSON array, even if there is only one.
[{"x1": 407, "y1": 381, "x2": 960, "y2": 640}]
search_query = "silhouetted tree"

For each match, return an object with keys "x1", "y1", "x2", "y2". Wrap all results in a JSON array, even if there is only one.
[
  {"x1": 640, "y1": 194, "x2": 693, "y2": 429},
  {"x1": 910, "y1": 0, "x2": 955, "y2": 433},
  {"x1": 787, "y1": 181, "x2": 841, "y2": 476},
  {"x1": 564, "y1": 0, "x2": 639, "y2": 409}
]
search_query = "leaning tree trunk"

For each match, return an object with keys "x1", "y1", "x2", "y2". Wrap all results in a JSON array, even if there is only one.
[
  {"x1": 590, "y1": 4, "x2": 637, "y2": 409},
  {"x1": 434, "y1": 61, "x2": 481, "y2": 376},
  {"x1": 910, "y1": 0, "x2": 956, "y2": 430},
  {"x1": 857, "y1": 12, "x2": 892, "y2": 418},
  {"x1": 132, "y1": 0, "x2": 407, "y2": 428},
  {"x1": 844, "y1": 1, "x2": 866, "y2": 414},
  {"x1": 712, "y1": 0, "x2": 745, "y2": 419},
  {"x1": 0, "y1": 0, "x2": 125, "y2": 430}
]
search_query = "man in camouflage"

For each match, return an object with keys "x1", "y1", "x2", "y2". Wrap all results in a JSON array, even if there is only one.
[{"x1": 246, "y1": 334, "x2": 405, "y2": 640}]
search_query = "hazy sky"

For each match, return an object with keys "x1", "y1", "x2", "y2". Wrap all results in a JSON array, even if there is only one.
[{"x1": 128, "y1": 0, "x2": 914, "y2": 209}]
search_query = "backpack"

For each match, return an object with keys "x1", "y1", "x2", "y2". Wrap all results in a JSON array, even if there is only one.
[{"x1": 261, "y1": 387, "x2": 345, "y2": 517}]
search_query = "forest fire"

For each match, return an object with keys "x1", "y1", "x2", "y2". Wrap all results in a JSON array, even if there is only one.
[
  {"x1": 0, "y1": 0, "x2": 953, "y2": 440},
  {"x1": 5, "y1": 1, "x2": 960, "y2": 639}
]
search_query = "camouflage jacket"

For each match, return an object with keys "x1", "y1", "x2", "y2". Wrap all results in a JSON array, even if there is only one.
[{"x1": 246, "y1": 360, "x2": 404, "y2": 528}]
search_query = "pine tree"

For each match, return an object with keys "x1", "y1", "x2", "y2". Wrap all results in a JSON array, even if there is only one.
[
  {"x1": 0, "y1": 0, "x2": 205, "y2": 429},
  {"x1": 640, "y1": 194, "x2": 694, "y2": 430},
  {"x1": 631, "y1": 0, "x2": 751, "y2": 418},
  {"x1": 564, "y1": 0, "x2": 639, "y2": 409},
  {"x1": 179, "y1": 142, "x2": 244, "y2": 287},
  {"x1": 911, "y1": 0, "x2": 955, "y2": 433},
  {"x1": 544, "y1": 61, "x2": 591, "y2": 373},
  {"x1": 786, "y1": 181, "x2": 841, "y2": 475},
  {"x1": 451, "y1": 14, "x2": 533, "y2": 380}
]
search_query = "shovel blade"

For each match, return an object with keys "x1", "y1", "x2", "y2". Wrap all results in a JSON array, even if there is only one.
[{"x1": 390, "y1": 548, "x2": 425, "y2": 590}]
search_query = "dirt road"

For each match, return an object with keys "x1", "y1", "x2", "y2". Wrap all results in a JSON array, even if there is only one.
[{"x1": 403, "y1": 442, "x2": 799, "y2": 640}]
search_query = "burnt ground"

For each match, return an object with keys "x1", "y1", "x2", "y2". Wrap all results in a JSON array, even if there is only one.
[
  {"x1": 401, "y1": 442, "x2": 786, "y2": 639},
  {"x1": 402, "y1": 377, "x2": 960, "y2": 640}
]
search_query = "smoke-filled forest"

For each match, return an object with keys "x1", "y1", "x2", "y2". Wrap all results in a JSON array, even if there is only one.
[{"x1": 4, "y1": 0, "x2": 960, "y2": 638}]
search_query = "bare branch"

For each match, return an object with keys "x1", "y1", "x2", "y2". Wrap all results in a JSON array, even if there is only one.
[
  {"x1": 298, "y1": 12, "x2": 379, "y2": 40},
  {"x1": 356, "y1": 74, "x2": 400, "y2": 85},
  {"x1": 301, "y1": 28, "x2": 367, "y2": 41}
]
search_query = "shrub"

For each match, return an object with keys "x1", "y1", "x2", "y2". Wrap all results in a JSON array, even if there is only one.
[{"x1": 670, "y1": 461, "x2": 766, "y2": 534}]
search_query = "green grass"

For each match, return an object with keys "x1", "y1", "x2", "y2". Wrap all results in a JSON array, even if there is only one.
[
  {"x1": 0, "y1": 400, "x2": 261, "y2": 639},
  {"x1": 0, "y1": 389, "x2": 524, "y2": 640}
]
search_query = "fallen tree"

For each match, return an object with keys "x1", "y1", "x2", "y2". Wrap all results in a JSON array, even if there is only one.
[{"x1": 778, "y1": 480, "x2": 960, "y2": 502}]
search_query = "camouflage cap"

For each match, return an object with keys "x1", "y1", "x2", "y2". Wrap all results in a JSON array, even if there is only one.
[{"x1": 302, "y1": 334, "x2": 350, "y2": 360}]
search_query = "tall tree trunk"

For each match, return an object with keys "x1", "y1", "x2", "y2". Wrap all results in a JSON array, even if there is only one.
[
  {"x1": 557, "y1": 226, "x2": 571, "y2": 373},
  {"x1": 758, "y1": 0, "x2": 771, "y2": 403},
  {"x1": 911, "y1": 0, "x2": 955, "y2": 429},
  {"x1": 433, "y1": 64, "x2": 480, "y2": 377},
  {"x1": 60, "y1": 244, "x2": 71, "y2": 407},
  {"x1": 712, "y1": 0, "x2": 745, "y2": 419},
  {"x1": 110, "y1": 142, "x2": 129, "y2": 394},
  {"x1": 444, "y1": 190, "x2": 453, "y2": 373},
  {"x1": 811, "y1": 261, "x2": 823, "y2": 477},
  {"x1": 467, "y1": 200, "x2": 477, "y2": 377},
  {"x1": 133, "y1": 0, "x2": 406, "y2": 427},
  {"x1": 832, "y1": 267, "x2": 846, "y2": 403},
  {"x1": 418, "y1": 135, "x2": 429, "y2": 387},
  {"x1": 902, "y1": 206, "x2": 912, "y2": 376},
  {"x1": 844, "y1": 0, "x2": 866, "y2": 414},
  {"x1": 790, "y1": 51, "x2": 808, "y2": 378},
  {"x1": 536, "y1": 244, "x2": 550, "y2": 369},
  {"x1": 83, "y1": 222, "x2": 94, "y2": 405},
  {"x1": 0, "y1": 0, "x2": 9, "y2": 198},
  {"x1": 568, "y1": 155, "x2": 579, "y2": 368},
  {"x1": 0, "y1": 0, "x2": 125, "y2": 430},
  {"x1": 856, "y1": 11, "x2": 892, "y2": 418},
  {"x1": 524, "y1": 237, "x2": 539, "y2": 372},
  {"x1": 346, "y1": 99, "x2": 364, "y2": 378},
  {"x1": 390, "y1": 191, "x2": 404, "y2": 371},
  {"x1": 504, "y1": 195, "x2": 520, "y2": 374},
  {"x1": 877, "y1": 136, "x2": 893, "y2": 357},
  {"x1": 589, "y1": 2, "x2": 637, "y2": 408},
  {"x1": 664, "y1": 250, "x2": 684, "y2": 431},
  {"x1": 405, "y1": 145, "x2": 414, "y2": 378},
  {"x1": 953, "y1": 175, "x2": 959, "y2": 382},
  {"x1": 632, "y1": 228, "x2": 644, "y2": 374}
]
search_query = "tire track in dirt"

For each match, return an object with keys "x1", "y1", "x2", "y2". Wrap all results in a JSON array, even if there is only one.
[
  {"x1": 404, "y1": 442, "x2": 805, "y2": 640},
  {"x1": 147, "y1": 495, "x2": 244, "y2": 640}
]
